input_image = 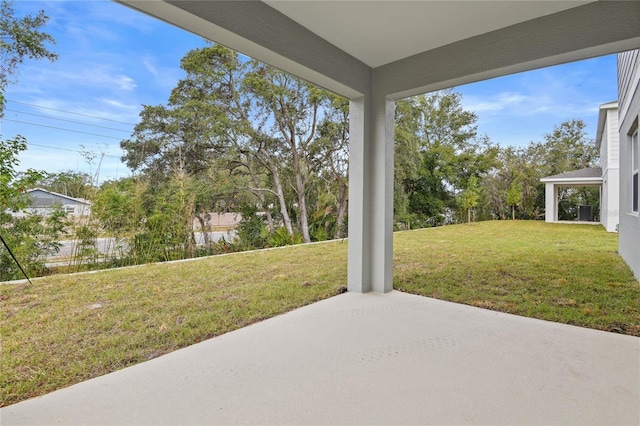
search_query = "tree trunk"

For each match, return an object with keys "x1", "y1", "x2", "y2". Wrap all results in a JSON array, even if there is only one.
[
  {"x1": 195, "y1": 213, "x2": 210, "y2": 245},
  {"x1": 294, "y1": 170, "x2": 311, "y2": 243},
  {"x1": 289, "y1": 138, "x2": 312, "y2": 243},
  {"x1": 467, "y1": 208, "x2": 471, "y2": 224},
  {"x1": 264, "y1": 209, "x2": 275, "y2": 234},
  {"x1": 298, "y1": 191, "x2": 311, "y2": 243},
  {"x1": 269, "y1": 164, "x2": 294, "y2": 237},
  {"x1": 334, "y1": 181, "x2": 348, "y2": 239},
  {"x1": 512, "y1": 205, "x2": 515, "y2": 220},
  {"x1": 248, "y1": 189, "x2": 276, "y2": 234},
  {"x1": 246, "y1": 159, "x2": 276, "y2": 234}
]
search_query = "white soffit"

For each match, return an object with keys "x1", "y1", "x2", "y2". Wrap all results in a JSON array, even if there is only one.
[{"x1": 264, "y1": 0, "x2": 594, "y2": 68}]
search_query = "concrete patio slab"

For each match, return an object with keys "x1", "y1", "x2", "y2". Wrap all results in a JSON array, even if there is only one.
[{"x1": 2, "y1": 291, "x2": 639, "y2": 425}]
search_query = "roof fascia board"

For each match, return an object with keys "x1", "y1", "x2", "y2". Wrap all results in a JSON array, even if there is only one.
[
  {"x1": 117, "y1": 0, "x2": 371, "y2": 99},
  {"x1": 374, "y1": 1, "x2": 640, "y2": 100},
  {"x1": 539, "y1": 178, "x2": 603, "y2": 184}
]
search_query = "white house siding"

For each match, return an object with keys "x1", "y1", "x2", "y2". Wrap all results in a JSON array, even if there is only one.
[
  {"x1": 601, "y1": 120, "x2": 609, "y2": 170},
  {"x1": 607, "y1": 109, "x2": 620, "y2": 169},
  {"x1": 600, "y1": 105, "x2": 620, "y2": 233},
  {"x1": 618, "y1": 49, "x2": 640, "y2": 280}
]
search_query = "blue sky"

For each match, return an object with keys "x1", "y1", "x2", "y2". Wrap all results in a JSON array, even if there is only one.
[{"x1": 3, "y1": 1, "x2": 619, "y2": 184}]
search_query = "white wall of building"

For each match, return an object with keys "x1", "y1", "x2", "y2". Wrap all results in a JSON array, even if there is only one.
[{"x1": 600, "y1": 106, "x2": 620, "y2": 233}]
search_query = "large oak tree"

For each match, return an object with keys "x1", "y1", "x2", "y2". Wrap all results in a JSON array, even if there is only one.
[{"x1": 121, "y1": 44, "x2": 349, "y2": 244}]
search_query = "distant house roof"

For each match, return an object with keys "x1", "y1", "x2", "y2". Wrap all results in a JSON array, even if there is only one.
[
  {"x1": 26, "y1": 188, "x2": 91, "y2": 208},
  {"x1": 540, "y1": 167, "x2": 603, "y2": 184}
]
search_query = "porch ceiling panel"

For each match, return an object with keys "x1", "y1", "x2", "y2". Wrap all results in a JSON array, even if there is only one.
[{"x1": 264, "y1": 1, "x2": 591, "y2": 68}]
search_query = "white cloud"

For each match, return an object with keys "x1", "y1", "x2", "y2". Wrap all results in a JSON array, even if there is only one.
[
  {"x1": 35, "y1": 0, "x2": 155, "y2": 41},
  {"x1": 12, "y1": 62, "x2": 137, "y2": 94},
  {"x1": 464, "y1": 92, "x2": 532, "y2": 113},
  {"x1": 114, "y1": 74, "x2": 137, "y2": 92},
  {"x1": 140, "y1": 55, "x2": 184, "y2": 92},
  {"x1": 143, "y1": 58, "x2": 158, "y2": 76},
  {"x1": 59, "y1": 67, "x2": 137, "y2": 92},
  {"x1": 99, "y1": 98, "x2": 139, "y2": 112},
  {"x1": 464, "y1": 87, "x2": 602, "y2": 122}
]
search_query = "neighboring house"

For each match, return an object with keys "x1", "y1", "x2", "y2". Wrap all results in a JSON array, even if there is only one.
[
  {"x1": 540, "y1": 102, "x2": 620, "y2": 232},
  {"x1": 618, "y1": 49, "x2": 640, "y2": 280},
  {"x1": 19, "y1": 188, "x2": 91, "y2": 217}
]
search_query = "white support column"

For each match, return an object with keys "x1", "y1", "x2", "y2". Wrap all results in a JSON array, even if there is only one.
[
  {"x1": 347, "y1": 97, "x2": 371, "y2": 293},
  {"x1": 599, "y1": 184, "x2": 603, "y2": 226},
  {"x1": 347, "y1": 92, "x2": 395, "y2": 293},
  {"x1": 370, "y1": 92, "x2": 395, "y2": 293},
  {"x1": 545, "y1": 182, "x2": 556, "y2": 222},
  {"x1": 555, "y1": 186, "x2": 559, "y2": 222}
]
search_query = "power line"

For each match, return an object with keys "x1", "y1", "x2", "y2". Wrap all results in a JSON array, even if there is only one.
[
  {"x1": 2, "y1": 118, "x2": 125, "y2": 140},
  {"x1": 5, "y1": 109, "x2": 132, "y2": 133},
  {"x1": 26, "y1": 142, "x2": 122, "y2": 159},
  {"x1": 6, "y1": 99, "x2": 138, "y2": 126}
]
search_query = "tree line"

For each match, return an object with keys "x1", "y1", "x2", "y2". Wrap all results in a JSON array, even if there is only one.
[{"x1": 1, "y1": 18, "x2": 599, "y2": 280}]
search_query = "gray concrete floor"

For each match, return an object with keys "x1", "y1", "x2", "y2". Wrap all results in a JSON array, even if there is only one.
[{"x1": 2, "y1": 291, "x2": 639, "y2": 425}]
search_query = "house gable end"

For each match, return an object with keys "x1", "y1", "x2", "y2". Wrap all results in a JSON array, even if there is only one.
[{"x1": 26, "y1": 189, "x2": 91, "y2": 208}]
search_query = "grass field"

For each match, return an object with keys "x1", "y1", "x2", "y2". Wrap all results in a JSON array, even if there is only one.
[
  {"x1": 1, "y1": 221, "x2": 638, "y2": 407},
  {"x1": 394, "y1": 221, "x2": 639, "y2": 335}
]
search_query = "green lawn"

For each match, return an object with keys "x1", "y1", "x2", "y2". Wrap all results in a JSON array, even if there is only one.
[
  {"x1": 1, "y1": 221, "x2": 638, "y2": 407},
  {"x1": 394, "y1": 221, "x2": 640, "y2": 335}
]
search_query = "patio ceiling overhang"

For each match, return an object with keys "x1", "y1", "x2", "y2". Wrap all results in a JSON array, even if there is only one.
[
  {"x1": 540, "y1": 177, "x2": 603, "y2": 187},
  {"x1": 116, "y1": 1, "x2": 640, "y2": 293},
  {"x1": 118, "y1": 1, "x2": 640, "y2": 99}
]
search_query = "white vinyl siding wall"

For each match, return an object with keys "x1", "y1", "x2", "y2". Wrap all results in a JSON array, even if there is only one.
[
  {"x1": 607, "y1": 109, "x2": 620, "y2": 169},
  {"x1": 600, "y1": 106, "x2": 620, "y2": 233}
]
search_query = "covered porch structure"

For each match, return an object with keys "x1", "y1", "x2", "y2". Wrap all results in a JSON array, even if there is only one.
[
  {"x1": 541, "y1": 167, "x2": 603, "y2": 224},
  {"x1": 2, "y1": 2, "x2": 640, "y2": 424}
]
